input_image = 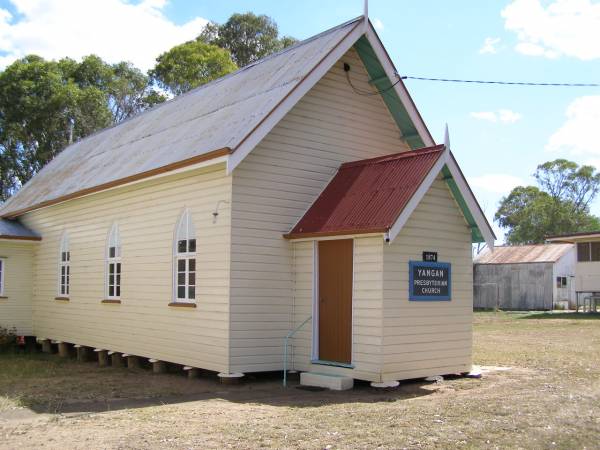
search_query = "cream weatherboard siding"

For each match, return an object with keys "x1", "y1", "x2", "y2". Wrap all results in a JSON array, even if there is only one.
[
  {"x1": 382, "y1": 177, "x2": 473, "y2": 381},
  {"x1": 19, "y1": 164, "x2": 232, "y2": 373},
  {"x1": 0, "y1": 241, "x2": 36, "y2": 335},
  {"x1": 290, "y1": 237, "x2": 385, "y2": 382},
  {"x1": 229, "y1": 47, "x2": 410, "y2": 373}
]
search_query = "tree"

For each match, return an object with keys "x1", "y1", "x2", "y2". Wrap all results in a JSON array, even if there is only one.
[
  {"x1": 150, "y1": 40, "x2": 237, "y2": 96},
  {"x1": 495, "y1": 159, "x2": 600, "y2": 244},
  {"x1": 0, "y1": 54, "x2": 162, "y2": 200},
  {"x1": 202, "y1": 13, "x2": 298, "y2": 67}
]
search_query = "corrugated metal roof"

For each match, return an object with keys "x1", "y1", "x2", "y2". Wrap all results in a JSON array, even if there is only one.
[
  {"x1": 285, "y1": 145, "x2": 445, "y2": 238},
  {"x1": 0, "y1": 219, "x2": 40, "y2": 240},
  {"x1": 474, "y1": 244, "x2": 573, "y2": 264},
  {"x1": 0, "y1": 17, "x2": 363, "y2": 218}
]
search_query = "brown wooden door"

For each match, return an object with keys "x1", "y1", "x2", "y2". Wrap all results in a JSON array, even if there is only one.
[{"x1": 318, "y1": 239, "x2": 353, "y2": 364}]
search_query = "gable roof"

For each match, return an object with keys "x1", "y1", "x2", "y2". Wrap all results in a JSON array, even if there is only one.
[
  {"x1": 4, "y1": 16, "x2": 435, "y2": 218},
  {"x1": 285, "y1": 146, "x2": 445, "y2": 239},
  {"x1": 474, "y1": 244, "x2": 573, "y2": 264},
  {"x1": 285, "y1": 144, "x2": 496, "y2": 247},
  {"x1": 0, "y1": 219, "x2": 41, "y2": 241}
]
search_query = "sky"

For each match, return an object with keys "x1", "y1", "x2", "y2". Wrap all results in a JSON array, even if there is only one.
[{"x1": 0, "y1": 0, "x2": 599, "y2": 243}]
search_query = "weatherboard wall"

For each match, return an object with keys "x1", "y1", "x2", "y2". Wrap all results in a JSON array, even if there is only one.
[
  {"x1": 0, "y1": 241, "x2": 35, "y2": 335},
  {"x1": 19, "y1": 164, "x2": 232, "y2": 373},
  {"x1": 229, "y1": 48, "x2": 411, "y2": 374},
  {"x1": 382, "y1": 177, "x2": 473, "y2": 380}
]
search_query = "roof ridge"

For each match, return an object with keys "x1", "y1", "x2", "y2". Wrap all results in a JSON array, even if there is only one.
[{"x1": 340, "y1": 144, "x2": 445, "y2": 169}]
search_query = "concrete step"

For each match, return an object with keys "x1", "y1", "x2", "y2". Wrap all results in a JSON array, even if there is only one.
[{"x1": 300, "y1": 372, "x2": 354, "y2": 391}]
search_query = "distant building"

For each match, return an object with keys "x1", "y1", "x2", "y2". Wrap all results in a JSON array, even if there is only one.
[
  {"x1": 474, "y1": 244, "x2": 575, "y2": 310},
  {"x1": 547, "y1": 232, "x2": 600, "y2": 305}
]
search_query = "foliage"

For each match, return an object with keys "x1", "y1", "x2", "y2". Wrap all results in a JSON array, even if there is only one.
[
  {"x1": 150, "y1": 40, "x2": 237, "y2": 96},
  {"x1": 202, "y1": 13, "x2": 298, "y2": 67},
  {"x1": 0, "y1": 55, "x2": 163, "y2": 200},
  {"x1": 495, "y1": 159, "x2": 600, "y2": 244}
]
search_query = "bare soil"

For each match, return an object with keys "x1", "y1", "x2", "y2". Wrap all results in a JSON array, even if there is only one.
[{"x1": 1, "y1": 311, "x2": 599, "y2": 449}]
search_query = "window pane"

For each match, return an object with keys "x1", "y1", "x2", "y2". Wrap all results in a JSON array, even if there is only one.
[
  {"x1": 578, "y1": 242, "x2": 591, "y2": 262},
  {"x1": 66, "y1": 252, "x2": 70, "y2": 261},
  {"x1": 116, "y1": 263, "x2": 121, "y2": 274},
  {"x1": 109, "y1": 286, "x2": 114, "y2": 297},
  {"x1": 189, "y1": 259, "x2": 196, "y2": 272},
  {"x1": 61, "y1": 266, "x2": 65, "y2": 276},
  {"x1": 61, "y1": 252, "x2": 66, "y2": 262},
  {"x1": 189, "y1": 239, "x2": 196, "y2": 252},
  {"x1": 66, "y1": 266, "x2": 70, "y2": 275},
  {"x1": 188, "y1": 286, "x2": 195, "y2": 299},
  {"x1": 116, "y1": 286, "x2": 120, "y2": 297},
  {"x1": 109, "y1": 275, "x2": 114, "y2": 285},
  {"x1": 592, "y1": 242, "x2": 600, "y2": 261},
  {"x1": 109, "y1": 247, "x2": 116, "y2": 258},
  {"x1": 66, "y1": 285, "x2": 69, "y2": 295},
  {"x1": 178, "y1": 272, "x2": 186, "y2": 285},
  {"x1": 177, "y1": 259, "x2": 185, "y2": 271},
  {"x1": 177, "y1": 286, "x2": 186, "y2": 298},
  {"x1": 116, "y1": 274, "x2": 121, "y2": 285},
  {"x1": 109, "y1": 264, "x2": 114, "y2": 275},
  {"x1": 188, "y1": 272, "x2": 195, "y2": 286},
  {"x1": 178, "y1": 240, "x2": 187, "y2": 253}
]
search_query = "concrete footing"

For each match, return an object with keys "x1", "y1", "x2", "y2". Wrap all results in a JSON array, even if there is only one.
[
  {"x1": 218, "y1": 372, "x2": 245, "y2": 385},
  {"x1": 370, "y1": 381, "x2": 400, "y2": 389},
  {"x1": 58, "y1": 342, "x2": 70, "y2": 358},
  {"x1": 95, "y1": 349, "x2": 109, "y2": 367},
  {"x1": 183, "y1": 366, "x2": 199, "y2": 379},
  {"x1": 301, "y1": 372, "x2": 353, "y2": 390}
]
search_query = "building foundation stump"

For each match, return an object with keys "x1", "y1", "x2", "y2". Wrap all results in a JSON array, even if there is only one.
[
  {"x1": 41, "y1": 339, "x2": 52, "y2": 354},
  {"x1": 150, "y1": 360, "x2": 167, "y2": 374},
  {"x1": 126, "y1": 355, "x2": 140, "y2": 369},
  {"x1": 110, "y1": 352, "x2": 124, "y2": 368},
  {"x1": 96, "y1": 350, "x2": 109, "y2": 367},
  {"x1": 58, "y1": 342, "x2": 70, "y2": 358},
  {"x1": 75, "y1": 345, "x2": 92, "y2": 362}
]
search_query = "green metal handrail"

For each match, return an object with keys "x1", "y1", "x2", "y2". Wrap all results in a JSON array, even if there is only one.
[{"x1": 283, "y1": 315, "x2": 312, "y2": 387}]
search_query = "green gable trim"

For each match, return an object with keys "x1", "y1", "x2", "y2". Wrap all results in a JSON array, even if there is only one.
[
  {"x1": 442, "y1": 165, "x2": 485, "y2": 243},
  {"x1": 353, "y1": 36, "x2": 425, "y2": 150}
]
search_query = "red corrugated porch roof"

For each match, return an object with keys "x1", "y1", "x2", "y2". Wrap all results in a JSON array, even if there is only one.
[{"x1": 284, "y1": 145, "x2": 446, "y2": 239}]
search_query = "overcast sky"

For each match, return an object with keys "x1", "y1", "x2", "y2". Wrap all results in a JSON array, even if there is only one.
[{"x1": 0, "y1": 0, "x2": 599, "y2": 243}]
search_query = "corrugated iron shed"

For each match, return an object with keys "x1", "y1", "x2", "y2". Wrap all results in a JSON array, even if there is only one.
[
  {"x1": 285, "y1": 145, "x2": 445, "y2": 238},
  {"x1": 474, "y1": 244, "x2": 573, "y2": 264},
  {"x1": 0, "y1": 17, "x2": 363, "y2": 218},
  {"x1": 0, "y1": 219, "x2": 41, "y2": 240}
]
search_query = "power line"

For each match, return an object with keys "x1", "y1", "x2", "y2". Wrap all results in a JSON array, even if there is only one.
[{"x1": 401, "y1": 76, "x2": 600, "y2": 87}]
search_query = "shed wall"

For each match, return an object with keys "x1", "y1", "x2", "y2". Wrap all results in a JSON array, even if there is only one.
[
  {"x1": 474, "y1": 262, "x2": 554, "y2": 310},
  {"x1": 382, "y1": 177, "x2": 473, "y2": 380},
  {"x1": 229, "y1": 47, "x2": 410, "y2": 373},
  {"x1": 0, "y1": 241, "x2": 35, "y2": 335},
  {"x1": 20, "y1": 164, "x2": 232, "y2": 372}
]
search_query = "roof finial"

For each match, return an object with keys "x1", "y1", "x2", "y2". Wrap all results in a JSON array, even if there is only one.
[
  {"x1": 443, "y1": 123, "x2": 450, "y2": 150},
  {"x1": 364, "y1": 0, "x2": 369, "y2": 29}
]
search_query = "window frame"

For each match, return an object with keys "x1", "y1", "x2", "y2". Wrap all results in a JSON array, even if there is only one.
[
  {"x1": 173, "y1": 209, "x2": 197, "y2": 304},
  {"x1": 106, "y1": 223, "x2": 122, "y2": 300},
  {"x1": 577, "y1": 241, "x2": 600, "y2": 262},
  {"x1": 58, "y1": 232, "x2": 70, "y2": 297}
]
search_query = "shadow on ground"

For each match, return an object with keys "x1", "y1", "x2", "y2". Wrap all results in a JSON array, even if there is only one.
[{"x1": 519, "y1": 312, "x2": 600, "y2": 320}]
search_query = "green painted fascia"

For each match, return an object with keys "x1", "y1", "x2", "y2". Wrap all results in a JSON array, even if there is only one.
[
  {"x1": 353, "y1": 36, "x2": 425, "y2": 150},
  {"x1": 442, "y1": 166, "x2": 485, "y2": 243}
]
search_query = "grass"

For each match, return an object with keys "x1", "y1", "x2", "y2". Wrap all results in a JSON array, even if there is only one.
[{"x1": 0, "y1": 311, "x2": 599, "y2": 449}]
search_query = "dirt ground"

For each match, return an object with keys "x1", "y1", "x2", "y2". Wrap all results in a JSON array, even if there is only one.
[{"x1": 0, "y1": 311, "x2": 599, "y2": 449}]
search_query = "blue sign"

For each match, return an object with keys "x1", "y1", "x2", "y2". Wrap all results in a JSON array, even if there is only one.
[{"x1": 409, "y1": 261, "x2": 451, "y2": 301}]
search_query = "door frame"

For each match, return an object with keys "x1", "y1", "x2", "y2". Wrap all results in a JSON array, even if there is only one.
[{"x1": 311, "y1": 239, "x2": 355, "y2": 367}]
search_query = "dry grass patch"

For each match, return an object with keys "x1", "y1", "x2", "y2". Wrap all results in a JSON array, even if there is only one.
[{"x1": 1, "y1": 311, "x2": 599, "y2": 449}]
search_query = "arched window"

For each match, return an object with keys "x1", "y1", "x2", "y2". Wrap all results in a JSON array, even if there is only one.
[
  {"x1": 106, "y1": 223, "x2": 121, "y2": 299},
  {"x1": 58, "y1": 232, "x2": 70, "y2": 297},
  {"x1": 174, "y1": 209, "x2": 196, "y2": 302}
]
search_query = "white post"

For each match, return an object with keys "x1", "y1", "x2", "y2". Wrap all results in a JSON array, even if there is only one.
[
  {"x1": 444, "y1": 123, "x2": 450, "y2": 149},
  {"x1": 364, "y1": 0, "x2": 369, "y2": 31}
]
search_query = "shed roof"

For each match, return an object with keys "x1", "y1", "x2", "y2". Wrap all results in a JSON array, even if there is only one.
[
  {"x1": 546, "y1": 231, "x2": 600, "y2": 242},
  {"x1": 0, "y1": 16, "x2": 373, "y2": 218},
  {"x1": 285, "y1": 145, "x2": 445, "y2": 239},
  {"x1": 474, "y1": 244, "x2": 573, "y2": 264},
  {"x1": 0, "y1": 219, "x2": 41, "y2": 241}
]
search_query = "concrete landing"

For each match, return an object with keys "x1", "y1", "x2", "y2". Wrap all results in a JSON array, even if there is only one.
[{"x1": 300, "y1": 372, "x2": 354, "y2": 391}]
